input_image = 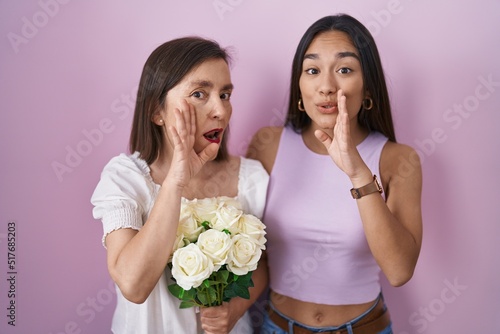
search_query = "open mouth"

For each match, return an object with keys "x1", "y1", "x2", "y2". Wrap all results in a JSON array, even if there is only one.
[{"x1": 203, "y1": 128, "x2": 223, "y2": 144}]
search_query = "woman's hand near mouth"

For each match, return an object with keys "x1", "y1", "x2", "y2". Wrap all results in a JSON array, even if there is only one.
[
  {"x1": 314, "y1": 90, "x2": 366, "y2": 179},
  {"x1": 167, "y1": 100, "x2": 220, "y2": 189}
]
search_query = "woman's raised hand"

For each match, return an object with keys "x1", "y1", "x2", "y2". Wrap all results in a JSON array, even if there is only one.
[
  {"x1": 314, "y1": 90, "x2": 366, "y2": 179},
  {"x1": 166, "y1": 100, "x2": 219, "y2": 188}
]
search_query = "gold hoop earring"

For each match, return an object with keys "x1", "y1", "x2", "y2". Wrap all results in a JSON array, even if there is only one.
[
  {"x1": 363, "y1": 98, "x2": 373, "y2": 111},
  {"x1": 298, "y1": 98, "x2": 305, "y2": 111}
]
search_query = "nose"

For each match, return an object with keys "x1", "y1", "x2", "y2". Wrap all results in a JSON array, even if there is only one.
[
  {"x1": 209, "y1": 98, "x2": 230, "y2": 120},
  {"x1": 319, "y1": 73, "x2": 337, "y2": 96}
]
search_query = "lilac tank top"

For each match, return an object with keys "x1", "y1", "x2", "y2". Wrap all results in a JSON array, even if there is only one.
[{"x1": 264, "y1": 127, "x2": 388, "y2": 305}]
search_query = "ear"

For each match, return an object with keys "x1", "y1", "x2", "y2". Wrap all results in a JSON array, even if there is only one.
[{"x1": 152, "y1": 110, "x2": 164, "y2": 126}]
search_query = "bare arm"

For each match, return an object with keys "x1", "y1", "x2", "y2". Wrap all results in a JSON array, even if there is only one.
[
  {"x1": 105, "y1": 183, "x2": 183, "y2": 303},
  {"x1": 351, "y1": 144, "x2": 422, "y2": 286}
]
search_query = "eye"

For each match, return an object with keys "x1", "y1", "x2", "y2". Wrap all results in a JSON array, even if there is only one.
[
  {"x1": 305, "y1": 68, "x2": 319, "y2": 75},
  {"x1": 337, "y1": 67, "x2": 352, "y2": 74},
  {"x1": 220, "y1": 92, "x2": 231, "y2": 100},
  {"x1": 191, "y1": 91, "x2": 206, "y2": 99}
]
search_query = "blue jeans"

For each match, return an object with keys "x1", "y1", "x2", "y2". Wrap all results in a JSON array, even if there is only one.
[{"x1": 260, "y1": 295, "x2": 393, "y2": 334}]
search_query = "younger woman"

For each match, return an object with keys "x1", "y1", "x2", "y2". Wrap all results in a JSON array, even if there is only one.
[{"x1": 249, "y1": 14, "x2": 422, "y2": 334}]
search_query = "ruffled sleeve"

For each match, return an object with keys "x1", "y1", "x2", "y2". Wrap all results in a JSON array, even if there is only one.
[
  {"x1": 90, "y1": 153, "x2": 154, "y2": 247},
  {"x1": 237, "y1": 157, "x2": 269, "y2": 219}
]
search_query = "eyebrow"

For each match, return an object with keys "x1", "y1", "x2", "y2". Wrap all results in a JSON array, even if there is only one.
[
  {"x1": 189, "y1": 80, "x2": 234, "y2": 90},
  {"x1": 304, "y1": 51, "x2": 360, "y2": 61},
  {"x1": 337, "y1": 51, "x2": 360, "y2": 60}
]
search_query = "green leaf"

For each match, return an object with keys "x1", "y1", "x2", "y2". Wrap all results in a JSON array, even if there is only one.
[
  {"x1": 234, "y1": 284, "x2": 250, "y2": 299},
  {"x1": 167, "y1": 284, "x2": 184, "y2": 299},
  {"x1": 222, "y1": 272, "x2": 254, "y2": 301},
  {"x1": 183, "y1": 288, "x2": 197, "y2": 300},
  {"x1": 226, "y1": 272, "x2": 235, "y2": 284},
  {"x1": 223, "y1": 281, "x2": 250, "y2": 300},
  {"x1": 179, "y1": 301, "x2": 198, "y2": 309},
  {"x1": 216, "y1": 270, "x2": 229, "y2": 284},
  {"x1": 232, "y1": 285, "x2": 248, "y2": 299},
  {"x1": 197, "y1": 286, "x2": 219, "y2": 306},
  {"x1": 203, "y1": 279, "x2": 210, "y2": 288},
  {"x1": 206, "y1": 280, "x2": 221, "y2": 286},
  {"x1": 236, "y1": 271, "x2": 254, "y2": 287},
  {"x1": 223, "y1": 283, "x2": 238, "y2": 300},
  {"x1": 201, "y1": 221, "x2": 211, "y2": 230},
  {"x1": 222, "y1": 228, "x2": 231, "y2": 235}
]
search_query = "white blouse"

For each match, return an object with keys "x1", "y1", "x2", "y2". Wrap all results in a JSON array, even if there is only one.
[{"x1": 91, "y1": 152, "x2": 269, "y2": 334}]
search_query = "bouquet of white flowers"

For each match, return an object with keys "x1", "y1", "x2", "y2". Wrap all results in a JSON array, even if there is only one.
[{"x1": 167, "y1": 196, "x2": 266, "y2": 308}]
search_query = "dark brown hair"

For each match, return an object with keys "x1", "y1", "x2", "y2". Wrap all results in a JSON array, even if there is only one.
[
  {"x1": 129, "y1": 37, "x2": 231, "y2": 164},
  {"x1": 285, "y1": 14, "x2": 396, "y2": 142}
]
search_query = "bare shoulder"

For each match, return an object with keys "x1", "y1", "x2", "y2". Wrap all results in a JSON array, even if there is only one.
[
  {"x1": 246, "y1": 126, "x2": 283, "y2": 174},
  {"x1": 380, "y1": 141, "x2": 422, "y2": 194}
]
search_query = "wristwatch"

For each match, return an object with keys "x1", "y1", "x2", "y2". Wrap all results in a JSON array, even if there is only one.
[{"x1": 350, "y1": 175, "x2": 383, "y2": 199}]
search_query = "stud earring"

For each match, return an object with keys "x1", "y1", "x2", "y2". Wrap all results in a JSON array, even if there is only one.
[{"x1": 298, "y1": 98, "x2": 305, "y2": 111}]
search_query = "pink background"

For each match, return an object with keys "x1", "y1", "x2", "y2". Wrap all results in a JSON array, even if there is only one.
[{"x1": 1, "y1": 1, "x2": 499, "y2": 333}]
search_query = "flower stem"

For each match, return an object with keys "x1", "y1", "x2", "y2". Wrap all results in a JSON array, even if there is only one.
[{"x1": 206, "y1": 288, "x2": 212, "y2": 307}]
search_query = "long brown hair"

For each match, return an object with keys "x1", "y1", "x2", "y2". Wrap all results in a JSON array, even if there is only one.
[{"x1": 129, "y1": 37, "x2": 231, "y2": 164}]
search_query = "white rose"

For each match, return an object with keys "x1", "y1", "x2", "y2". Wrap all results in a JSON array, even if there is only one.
[
  {"x1": 169, "y1": 233, "x2": 187, "y2": 262},
  {"x1": 197, "y1": 229, "x2": 232, "y2": 271},
  {"x1": 227, "y1": 234, "x2": 262, "y2": 276},
  {"x1": 171, "y1": 243, "x2": 214, "y2": 290},
  {"x1": 193, "y1": 198, "x2": 219, "y2": 225},
  {"x1": 216, "y1": 196, "x2": 243, "y2": 210},
  {"x1": 180, "y1": 199, "x2": 199, "y2": 217},
  {"x1": 237, "y1": 214, "x2": 267, "y2": 250},
  {"x1": 212, "y1": 202, "x2": 242, "y2": 234},
  {"x1": 178, "y1": 208, "x2": 204, "y2": 243}
]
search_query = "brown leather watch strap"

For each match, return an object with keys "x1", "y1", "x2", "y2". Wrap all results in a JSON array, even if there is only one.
[{"x1": 350, "y1": 175, "x2": 383, "y2": 199}]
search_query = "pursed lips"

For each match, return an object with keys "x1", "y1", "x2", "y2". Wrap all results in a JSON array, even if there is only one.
[{"x1": 316, "y1": 101, "x2": 338, "y2": 114}]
